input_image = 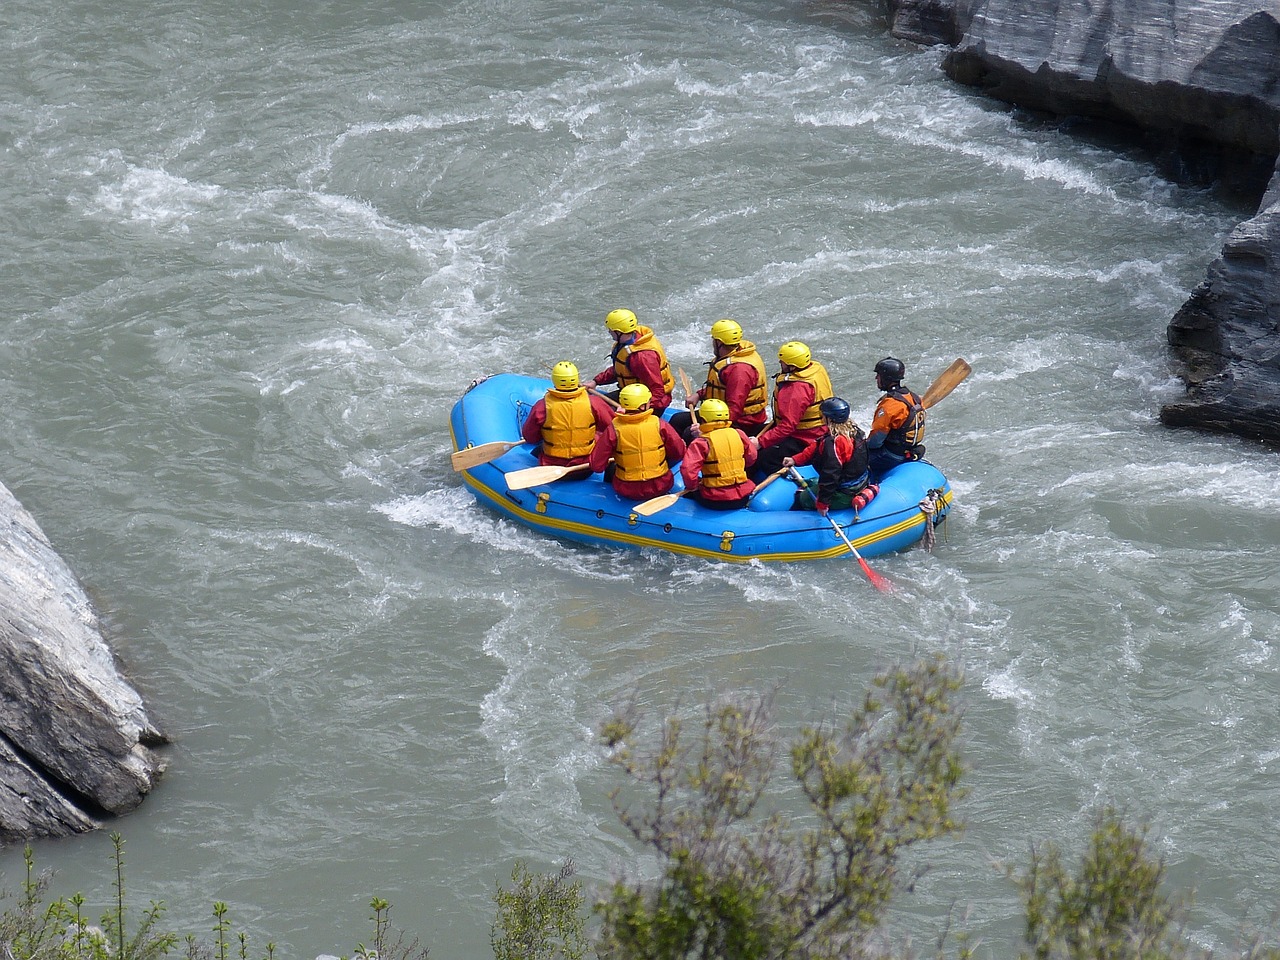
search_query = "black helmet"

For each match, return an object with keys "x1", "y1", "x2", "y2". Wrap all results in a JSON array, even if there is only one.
[
  {"x1": 819, "y1": 397, "x2": 851, "y2": 423},
  {"x1": 874, "y1": 357, "x2": 905, "y2": 384}
]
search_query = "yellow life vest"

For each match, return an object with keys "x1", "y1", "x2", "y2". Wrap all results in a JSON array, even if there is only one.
[
  {"x1": 699, "y1": 422, "x2": 748, "y2": 488},
  {"x1": 704, "y1": 340, "x2": 767, "y2": 417},
  {"x1": 772, "y1": 360, "x2": 834, "y2": 432},
  {"x1": 541, "y1": 388, "x2": 597, "y2": 460},
  {"x1": 613, "y1": 411, "x2": 669, "y2": 482},
  {"x1": 611, "y1": 326, "x2": 675, "y2": 398}
]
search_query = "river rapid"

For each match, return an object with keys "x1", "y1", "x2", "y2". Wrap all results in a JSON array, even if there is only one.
[{"x1": 2, "y1": 0, "x2": 1278, "y2": 955}]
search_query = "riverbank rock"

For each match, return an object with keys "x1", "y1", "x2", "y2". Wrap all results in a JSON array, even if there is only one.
[
  {"x1": 874, "y1": 0, "x2": 1280, "y2": 445},
  {"x1": 0, "y1": 481, "x2": 168, "y2": 843},
  {"x1": 1162, "y1": 167, "x2": 1280, "y2": 443}
]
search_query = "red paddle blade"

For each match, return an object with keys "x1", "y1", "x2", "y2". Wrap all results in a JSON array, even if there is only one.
[{"x1": 858, "y1": 557, "x2": 895, "y2": 594}]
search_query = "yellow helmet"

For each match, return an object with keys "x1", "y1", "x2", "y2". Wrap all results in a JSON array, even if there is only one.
[
  {"x1": 618, "y1": 383, "x2": 652, "y2": 411},
  {"x1": 605, "y1": 308, "x2": 639, "y2": 334},
  {"x1": 551, "y1": 361, "x2": 579, "y2": 391},
  {"x1": 697, "y1": 398, "x2": 731, "y2": 424},
  {"x1": 778, "y1": 340, "x2": 811, "y2": 369},
  {"x1": 709, "y1": 318, "x2": 743, "y2": 346}
]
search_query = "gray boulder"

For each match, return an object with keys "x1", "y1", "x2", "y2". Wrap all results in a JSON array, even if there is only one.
[
  {"x1": 1162, "y1": 167, "x2": 1280, "y2": 443},
  {"x1": 876, "y1": 0, "x2": 1280, "y2": 444},
  {"x1": 939, "y1": 1, "x2": 1280, "y2": 164},
  {"x1": 0, "y1": 481, "x2": 167, "y2": 843}
]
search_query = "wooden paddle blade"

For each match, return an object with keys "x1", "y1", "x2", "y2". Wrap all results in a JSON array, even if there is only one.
[
  {"x1": 677, "y1": 367, "x2": 696, "y2": 405},
  {"x1": 451, "y1": 440, "x2": 522, "y2": 471},
  {"x1": 505, "y1": 462, "x2": 591, "y2": 491},
  {"x1": 632, "y1": 492, "x2": 683, "y2": 516},
  {"x1": 921, "y1": 358, "x2": 971, "y2": 409}
]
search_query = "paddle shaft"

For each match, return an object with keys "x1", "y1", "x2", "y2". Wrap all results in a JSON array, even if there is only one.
[
  {"x1": 588, "y1": 386, "x2": 623, "y2": 410},
  {"x1": 786, "y1": 467, "x2": 893, "y2": 592},
  {"x1": 633, "y1": 466, "x2": 789, "y2": 517},
  {"x1": 678, "y1": 367, "x2": 696, "y2": 407}
]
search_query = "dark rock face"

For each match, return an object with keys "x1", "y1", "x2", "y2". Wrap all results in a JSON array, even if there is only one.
[
  {"x1": 0, "y1": 482, "x2": 168, "y2": 843},
  {"x1": 1162, "y1": 169, "x2": 1280, "y2": 443},
  {"x1": 878, "y1": 0, "x2": 1280, "y2": 444},
  {"x1": 939, "y1": 2, "x2": 1280, "y2": 163}
]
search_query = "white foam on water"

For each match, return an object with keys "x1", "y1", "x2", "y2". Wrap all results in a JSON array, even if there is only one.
[
  {"x1": 83, "y1": 153, "x2": 224, "y2": 232},
  {"x1": 478, "y1": 600, "x2": 601, "y2": 847}
]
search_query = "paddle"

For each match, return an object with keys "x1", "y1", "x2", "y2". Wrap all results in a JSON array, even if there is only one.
[
  {"x1": 588, "y1": 386, "x2": 623, "y2": 411},
  {"x1": 632, "y1": 487, "x2": 693, "y2": 516},
  {"x1": 677, "y1": 368, "x2": 697, "y2": 408},
  {"x1": 451, "y1": 439, "x2": 524, "y2": 472},
  {"x1": 505, "y1": 461, "x2": 594, "y2": 491},
  {"x1": 921, "y1": 358, "x2": 971, "y2": 410},
  {"x1": 631, "y1": 466, "x2": 789, "y2": 517},
  {"x1": 787, "y1": 467, "x2": 893, "y2": 593}
]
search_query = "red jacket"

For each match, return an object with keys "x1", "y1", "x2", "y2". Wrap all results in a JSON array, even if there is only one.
[
  {"x1": 698, "y1": 361, "x2": 767, "y2": 429},
  {"x1": 757, "y1": 380, "x2": 823, "y2": 448},
  {"x1": 589, "y1": 415, "x2": 687, "y2": 500},
  {"x1": 593, "y1": 349, "x2": 672, "y2": 412},
  {"x1": 521, "y1": 392, "x2": 615, "y2": 465},
  {"x1": 680, "y1": 429, "x2": 757, "y2": 502}
]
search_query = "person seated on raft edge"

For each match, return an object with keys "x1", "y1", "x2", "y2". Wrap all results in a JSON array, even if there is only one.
[
  {"x1": 679, "y1": 398, "x2": 758, "y2": 511},
  {"x1": 750, "y1": 339, "x2": 834, "y2": 480},
  {"x1": 668, "y1": 318, "x2": 768, "y2": 441},
  {"x1": 586, "y1": 308, "x2": 675, "y2": 413},
  {"x1": 588, "y1": 383, "x2": 686, "y2": 502},
  {"x1": 866, "y1": 355, "x2": 926, "y2": 480},
  {"x1": 782, "y1": 397, "x2": 878, "y2": 516},
  {"x1": 520, "y1": 360, "x2": 616, "y2": 470}
]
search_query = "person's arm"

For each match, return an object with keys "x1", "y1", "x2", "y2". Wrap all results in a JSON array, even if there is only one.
[
  {"x1": 757, "y1": 381, "x2": 813, "y2": 448},
  {"x1": 740, "y1": 430, "x2": 758, "y2": 472},
  {"x1": 590, "y1": 365, "x2": 618, "y2": 388},
  {"x1": 521, "y1": 400, "x2": 547, "y2": 445},
  {"x1": 660, "y1": 419, "x2": 687, "y2": 466},
  {"x1": 866, "y1": 397, "x2": 902, "y2": 448},
  {"x1": 589, "y1": 424, "x2": 617, "y2": 473},
  {"x1": 589, "y1": 394, "x2": 616, "y2": 430},
  {"x1": 680, "y1": 437, "x2": 708, "y2": 490}
]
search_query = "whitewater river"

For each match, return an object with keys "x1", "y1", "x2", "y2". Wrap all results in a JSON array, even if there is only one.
[{"x1": 3, "y1": 0, "x2": 1278, "y2": 955}]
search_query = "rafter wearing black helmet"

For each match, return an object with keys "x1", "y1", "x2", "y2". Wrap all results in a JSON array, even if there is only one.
[{"x1": 867, "y1": 357, "x2": 925, "y2": 479}]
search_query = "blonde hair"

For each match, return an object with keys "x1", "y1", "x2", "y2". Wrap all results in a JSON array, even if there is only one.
[{"x1": 828, "y1": 419, "x2": 860, "y2": 439}]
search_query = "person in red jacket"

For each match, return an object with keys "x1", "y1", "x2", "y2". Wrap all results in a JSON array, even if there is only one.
[
  {"x1": 520, "y1": 361, "x2": 615, "y2": 467},
  {"x1": 589, "y1": 383, "x2": 686, "y2": 501},
  {"x1": 587, "y1": 308, "x2": 675, "y2": 412},
  {"x1": 752, "y1": 340, "x2": 834, "y2": 478},
  {"x1": 669, "y1": 318, "x2": 769, "y2": 439},
  {"x1": 679, "y1": 399, "x2": 758, "y2": 510}
]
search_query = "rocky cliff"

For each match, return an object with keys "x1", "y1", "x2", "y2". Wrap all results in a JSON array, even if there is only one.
[
  {"x1": 878, "y1": 0, "x2": 1280, "y2": 446},
  {"x1": 0, "y1": 482, "x2": 167, "y2": 843}
]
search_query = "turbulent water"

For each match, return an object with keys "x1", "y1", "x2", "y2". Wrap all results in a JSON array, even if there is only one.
[{"x1": 3, "y1": 0, "x2": 1278, "y2": 955}]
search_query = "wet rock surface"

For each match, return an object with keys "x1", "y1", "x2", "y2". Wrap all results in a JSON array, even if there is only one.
[
  {"x1": 0, "y1": 481, "x2": 167, "y2": 843},
  {"x1": 877, "y1": 0, "x2": 1280, "y2": 444}
]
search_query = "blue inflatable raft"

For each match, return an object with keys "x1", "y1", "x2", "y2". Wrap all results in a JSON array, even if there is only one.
[{"x1": 450, "y1": 374, "x2": 953, "y2": 563}]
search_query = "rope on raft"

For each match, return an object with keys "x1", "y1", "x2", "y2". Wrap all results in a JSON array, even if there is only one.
[{"x1": 917, "y1": 488, "x2": 944, "y2": 552}]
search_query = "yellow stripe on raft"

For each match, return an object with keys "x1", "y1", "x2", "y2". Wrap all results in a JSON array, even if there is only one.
[{"x1": 462, "y1": 472, "x2": 952, "y2": 564}]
